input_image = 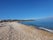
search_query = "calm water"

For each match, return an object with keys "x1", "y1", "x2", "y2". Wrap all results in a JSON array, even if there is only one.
[{"x1": 20, "y1": 19, "x2": 53, "y2": 30}]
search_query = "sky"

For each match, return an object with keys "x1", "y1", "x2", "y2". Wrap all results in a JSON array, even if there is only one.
[{"x1": 0, "y1": 0, "x2": 53, "y2": 19}]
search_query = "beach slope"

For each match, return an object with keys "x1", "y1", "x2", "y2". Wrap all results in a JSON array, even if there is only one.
[{"x1": 0, "y1": 22, "x2": 53, "y2": 40}]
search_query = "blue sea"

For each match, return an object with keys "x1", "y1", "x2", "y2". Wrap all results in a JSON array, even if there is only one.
[{"x1": 20, "y1": 18, "x2": 53, "y2": 31}]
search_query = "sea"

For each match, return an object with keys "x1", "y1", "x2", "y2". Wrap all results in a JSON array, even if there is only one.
[{"x1": 20, "y1": 19, "x2": 53, "y2": 33}]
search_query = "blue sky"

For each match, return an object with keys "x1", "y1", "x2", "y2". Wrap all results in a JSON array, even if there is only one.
[{"x1": 0, "y1": 0, "x2": 53, "y2": 19}]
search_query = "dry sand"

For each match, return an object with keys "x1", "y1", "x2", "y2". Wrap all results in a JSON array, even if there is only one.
[{"x1": 0, "y1": 22, "x2": 53, "y2": 40}]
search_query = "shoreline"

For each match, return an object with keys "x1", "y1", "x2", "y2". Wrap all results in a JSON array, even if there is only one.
[
  {"x1": 19, "y1": 23, "x2": 53, "y2": 33},
  {"x1": 0, "y1": 22, "x2": 53, "y2": 40}
]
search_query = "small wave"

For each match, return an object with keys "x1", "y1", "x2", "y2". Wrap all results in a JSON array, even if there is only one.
[{"x1": 38, "y1": 27, "x2": 53, "y2": 33}]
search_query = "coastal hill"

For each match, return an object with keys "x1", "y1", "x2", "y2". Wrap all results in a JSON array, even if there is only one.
[
  {"x1": 0, "y1": 19, "x2": 34, "y2": 23},
  {"x1": 0, "y1": 20, "x2": 53, "y2": 40}
]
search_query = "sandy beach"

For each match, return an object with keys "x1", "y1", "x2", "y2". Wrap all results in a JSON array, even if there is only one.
[{"x1": 0, "y1": 22, "x2": 53, "y2": 40}]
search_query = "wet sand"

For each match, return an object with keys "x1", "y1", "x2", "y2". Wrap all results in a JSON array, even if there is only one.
[{"x1": 0, "y1": 22, "x2": 53, "y2": 40}]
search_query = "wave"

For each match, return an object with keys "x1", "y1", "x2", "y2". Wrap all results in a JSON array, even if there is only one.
[{"x1": 38, "y1": 27, "x2": 53, "y2": 33}]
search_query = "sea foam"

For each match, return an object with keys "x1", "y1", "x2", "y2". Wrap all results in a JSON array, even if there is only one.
[{"x1": 38, "y1": 27, "x2": 53, "y2": 33}]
